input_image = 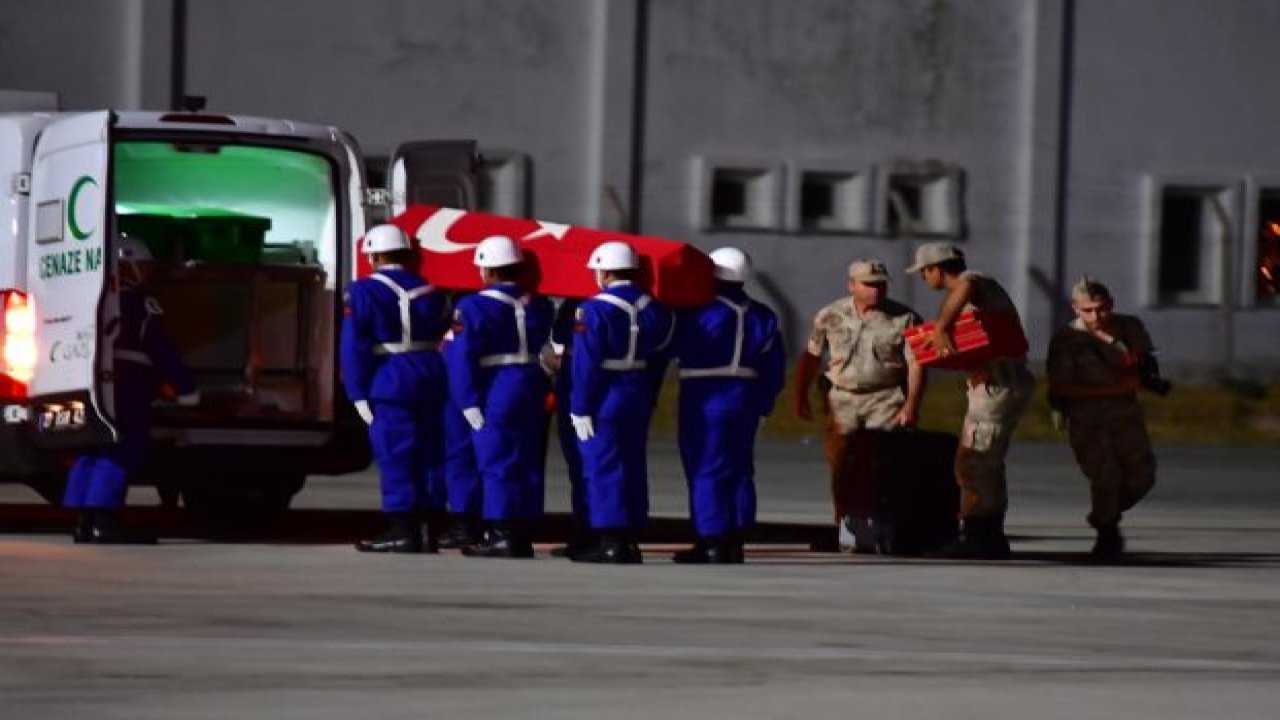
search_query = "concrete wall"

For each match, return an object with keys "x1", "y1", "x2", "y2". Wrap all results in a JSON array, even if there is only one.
[
  {"x1": 3, "y1": 0, "x2": 1279, "y2": 373},
  {"x1": 641, "y1": 0, "x2": 1034, "y2": 349},
  {"x1": 1067, "y1": 0, "x2": 1280, "y2": 374}
]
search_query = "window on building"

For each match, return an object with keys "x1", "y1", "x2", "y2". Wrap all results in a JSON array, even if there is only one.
[
  {"x1": 878, "y1": 166, "x2": 963, "y2": 238},
  {"x1": 1155, "y1": 185, "x2": 1233, "y2": 305},
  {"x1": 694, "y1": 159, "x2": 782, "y2": 231},
  {"x1": 794, "y1": 169, "x2": 873, "y2": 233},
  {"x1": 1254, "y1": 190, "x2": 1280, "y2": 301}
]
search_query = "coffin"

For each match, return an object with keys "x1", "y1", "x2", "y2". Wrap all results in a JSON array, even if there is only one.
[
  {"x1": 357, "y1": 205, "x2": 716, "y2": 307},
  {"x1": 904, "y1": 309, "x2": 1029, "y2": 370}
]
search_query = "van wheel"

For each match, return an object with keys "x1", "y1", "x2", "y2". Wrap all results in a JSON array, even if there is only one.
[{"x1": 180, "y1": 475, "x2": 304, "y2": 536}]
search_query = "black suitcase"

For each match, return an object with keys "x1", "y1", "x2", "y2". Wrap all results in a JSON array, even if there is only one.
[{"x1": 844, "y1": 428, "x2": 960, "y2": 555}]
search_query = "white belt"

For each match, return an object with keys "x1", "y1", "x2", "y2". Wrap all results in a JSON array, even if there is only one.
[
  {"x1": 479, "y1": 353, "x2": 538, "y2": 368},
  {"x1": 679, "y1": 367, "x2": 758, "y2": 379},
  {"x1": 116, "y1": 349, "x2": 152, "y2": 366},
  {"x1": 373, "y1": 341, "x2": 438, "y2": 355},
  {"x1": 601, "y1": 358, "x2": 647, "y2": 371}
]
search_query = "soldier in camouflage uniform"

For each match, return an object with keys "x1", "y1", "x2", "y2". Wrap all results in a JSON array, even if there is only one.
[
  {"x1": 908, "y1": 242, "x2": 1034, "y2": 559},
  {"x1": 793, "y1": 259, "x2": 925, "y2": 551},
  {"x1": 1047, "y1": 277, "x2": 1160, "y2": 559}
]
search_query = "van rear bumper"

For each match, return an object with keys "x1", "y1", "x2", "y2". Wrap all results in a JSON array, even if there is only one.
[{"x1": 0, "y1": 411, "x2": 62, "y2": 484}]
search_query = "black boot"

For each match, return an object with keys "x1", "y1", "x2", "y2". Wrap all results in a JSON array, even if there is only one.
[
  {"x1": 82, "y1": 510, "x2": 158, "y2": 545},
  {"x1": 461, "y1": 525, "x2": 535, "y2": 558},
  {"x1": 418, "y1": 512, "x2": 442, "y2": 554},
  {"x1": 673, "y1": 537, "x2": 735, "y2": 564},
  {"x1": 1090, "y1": 525, "x2": 1125, "y2": 560},
  {"x1": 72, "y1": 511, "x2": 95, "y2": 544},
  {"x1": 572, "y1": 532, "x2": 642, "y2": 564},
  {"x1": 672, "y1": 539, "x2": 709, "y2": 564},
  {"x1": 355, "y1": 513, "x2": 422, "y2": 553},
  {"x1": 550, "y1": 529, "x2": 596, "y2": 559},
  {"x1": 933, "y1": 515, "x2": 1010, "y2": 560},
  {"x1": 437, "y1": 514, "x2": 482, "y2": 550}
]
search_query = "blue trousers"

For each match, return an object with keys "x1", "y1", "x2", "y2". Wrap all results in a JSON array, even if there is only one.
[
  {"x1": 579, "y1": 382, "x2": 652, "y2": 531},
  {"x1": 64, "y1": 375, "x2": 152, "y2": 510},
  {"x1": 442, "y1": 396, "x2": 481, "y2": 516},
  {"x1": 369, "y1": 400, "x2": 445, "y2": 514},
  {"x1": 473, "y1": 368, "x2": 547, "y2": 522},
  {"x1": 555, "y1": 380, "x2": 587, "y2": 525},
  {"x1": 677, "y1": 381, "x2": 758, "y2": 537}
]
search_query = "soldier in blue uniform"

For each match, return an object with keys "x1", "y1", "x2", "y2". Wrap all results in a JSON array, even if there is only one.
[
  {"x1": 445, "y1": 235, "x2": 554, "y2": 558},
  {"x1": 546, "y1": 298, "x2": 592, "y2": 559},
  {"x1": 64, "y1": 235, "x2": 200, "y2": 544},
  {"x1": 342, "y1": 224, "x2": 451, "y2": 553},
  {"x1": 436, "y1": 392, "x2": 484, "y2": 549},
  {"x1": 672, "y1": 247, "x2": 786, "y2": 564},
  {"x1": 569, "y1": 241, "x2": 674, "y2": 564}
]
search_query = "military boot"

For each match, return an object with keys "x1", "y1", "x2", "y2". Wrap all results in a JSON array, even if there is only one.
[
  {"x1": 437, "y1": 514, "x2": 482, "y2": 550},
  {"x1": 571, "y1": 532, "x2": 642, "y2": 564},
  {"x1": 932, "y1": 515, "x2": 1010, "y2": 560},
  {"x1": 673, "y1": 537, "x2": 735, "y2": 564},
  {"x1": 418, "y1": 512, "x2": 443, "y2": 554},
  {"x1": 461, "y1": 525, "x2": 535, "y2": 559},
  {"x1": 81, "y1": 510, "x2": 158, "y2": 545},
  {"x1": 355, "y1": 513, "x2": 422, "y2": 553},
  {"x1": 1090, "y1": 525, "x2": 1125, "y2": 560},
  {"x1": 72, "y1": 511, "x2": 95, "y2": 544},
  {"x1": 549, "y1": 530, "x2": 596, "y2": 560}
]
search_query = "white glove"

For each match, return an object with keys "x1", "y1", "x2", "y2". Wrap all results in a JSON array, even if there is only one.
[
  {"x1": 175, "y1": 391, "x2": 201, "y2": 407},
  {"x1": 462, "y1": 406, "x2": 485, "y2": 432},
  {"x1": 354, "y1": 400, "x2": 373, "y2": 425},
  {"x1": 570, "y1": 414, "x2": 595, "y2": 442}
]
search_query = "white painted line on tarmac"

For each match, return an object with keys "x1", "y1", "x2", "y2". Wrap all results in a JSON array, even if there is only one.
[{"x1": 3, "y1": 633, "x2": 1278, "y2": 673}]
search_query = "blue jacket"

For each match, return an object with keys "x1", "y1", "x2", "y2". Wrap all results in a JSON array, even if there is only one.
[
  {"x1": 570, "y1": 281, "x2": 674, "y2": 417},
  {"x1": 674, "y1": 282, "x2": 786, "y2": 417},
  {"x1": 116, "y1": 286, "x2": 197, "y2": 402},
  {"x1": 445, "y1": 283, "x2": 554, "y2": 410},
  {"x1": 340, "y1": 266, "x2": 450, "y2": 403}
]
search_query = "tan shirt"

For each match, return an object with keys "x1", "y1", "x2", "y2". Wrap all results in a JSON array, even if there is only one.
[
  {"x1": 806, "y1": 297, "x2": 920, "y2": 392},
  {"x1": 1047, "y1": 313, "x2": 1154, "y2": 391}
]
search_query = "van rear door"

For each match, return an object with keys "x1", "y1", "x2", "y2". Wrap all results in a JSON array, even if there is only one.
[
  {"x1": 26, "y1": 111, "x2": 117, "y2": 448},
  {"x1": 387, "y1": 140, "x2": 480, "y2": 216}
]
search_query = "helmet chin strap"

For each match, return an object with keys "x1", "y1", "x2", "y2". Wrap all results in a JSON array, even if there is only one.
[{"x1": 594, "y1": 269, "x2": 607, "y2": 289}]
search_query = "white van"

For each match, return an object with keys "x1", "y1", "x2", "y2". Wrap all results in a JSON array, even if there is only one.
[{"x1": 0, "y1": 108, "x2": 478, "y2": 525}]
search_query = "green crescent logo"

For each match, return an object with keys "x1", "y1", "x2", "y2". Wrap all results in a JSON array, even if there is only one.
[{"x1": 68, "y1": 175, "x2": 98, "y2": 241}]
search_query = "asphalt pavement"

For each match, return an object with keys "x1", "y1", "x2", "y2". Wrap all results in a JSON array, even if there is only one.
[{"x1": 1, "y1": 438, "x2": 1278, "y2": 719}]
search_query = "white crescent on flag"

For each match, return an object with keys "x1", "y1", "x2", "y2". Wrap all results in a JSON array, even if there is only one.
[
  {"x1": 413, "y1": 207, "x2": 472, "y2": 253},
  {"x1": 413, "y1": 208, "x2": 572, "y2": 253}
]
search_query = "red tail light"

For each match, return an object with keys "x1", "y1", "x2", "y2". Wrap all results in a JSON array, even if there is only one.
[{"x1": 1, "y1": 290, "x2": 36, "y2": 397}]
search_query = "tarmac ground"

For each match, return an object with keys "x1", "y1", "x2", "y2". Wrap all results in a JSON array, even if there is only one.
[{"x1": 1, "y1": 439, "x2": 1278, "y2": 719}]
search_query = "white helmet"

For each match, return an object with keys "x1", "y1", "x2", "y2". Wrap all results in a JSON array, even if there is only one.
[
  {"x1": 709, "y1": 247, "x2": 751, "y2": 283},
  {"x1": 117, "y1": 234, "x2": 153, "y2": 263},
  {"x1": 361, "y1": 224, "x2": 412, "y2": 254},
  {"x1": 473, "y1": 235, "x2": 523, "y2": 268},
  {"x1": 587, "y1": 241, "x2": 639, "y2": 271}
]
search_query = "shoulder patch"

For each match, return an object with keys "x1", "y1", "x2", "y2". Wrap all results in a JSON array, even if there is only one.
[
  {"x1": 451, "y1": 308, "x2": 464, "y2": 334},
  {"x1": 573, "y1": 306, "x2": 587, "y2": 333}
]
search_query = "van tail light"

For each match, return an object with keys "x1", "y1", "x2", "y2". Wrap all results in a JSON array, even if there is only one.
[{"x1": 1, "y1": 290, "x2": 36, "y2": 398}]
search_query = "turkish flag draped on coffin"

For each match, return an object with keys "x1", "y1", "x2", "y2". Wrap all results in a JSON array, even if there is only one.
[{"x1": 357, "y1": 205, "x2": 716, "y2": 307}]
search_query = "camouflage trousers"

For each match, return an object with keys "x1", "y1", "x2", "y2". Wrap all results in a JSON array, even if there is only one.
[
  {"x1": 1065, "y1": 394, "x2": 1156, "y2": 528},
  {"x1": 956, "y1": 360, "x2": 1035, "y2": 519},
  {"x1": 824, "y1": 386, "x2": 903, "y2": 521}
]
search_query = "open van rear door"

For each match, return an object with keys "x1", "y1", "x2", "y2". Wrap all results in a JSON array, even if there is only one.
[
  {"x1": 26, "y1": 111, "x2": 117, "y2": 449},
  {"x1": 387, "y1": 140, "x2": 480, "y2": 215}
]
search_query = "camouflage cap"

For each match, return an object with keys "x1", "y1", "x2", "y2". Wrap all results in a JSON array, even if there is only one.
[
  {"x1": 904, "y1": 242, "x2": 964, "y2": 273},
  {"x1": 848, "y1": 259, "x2": 890, "y2": 283}
]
